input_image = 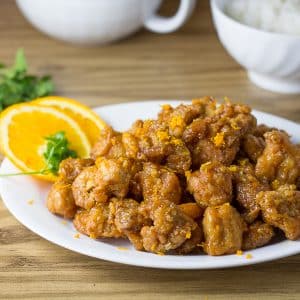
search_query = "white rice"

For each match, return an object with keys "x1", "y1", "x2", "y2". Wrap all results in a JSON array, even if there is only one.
[{"x1": 225, "y1": 0, "x2": 300, "y2": 35}]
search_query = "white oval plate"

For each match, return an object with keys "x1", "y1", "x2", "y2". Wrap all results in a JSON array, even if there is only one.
[{"x1": 1, "y1": 101, "x2": 300, "y2": 269}]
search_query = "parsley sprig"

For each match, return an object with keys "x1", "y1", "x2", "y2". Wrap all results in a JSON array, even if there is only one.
[
  {"x1": 0, "y1": 49, "x2": 54, "y2": 111},
  {"x1": 0, "y1": 131, "x2": 78, "y2": 177}
]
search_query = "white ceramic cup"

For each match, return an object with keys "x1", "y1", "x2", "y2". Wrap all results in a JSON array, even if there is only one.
[{"x1": 16, "y1": 0, "x2": 196, "y2": 45}]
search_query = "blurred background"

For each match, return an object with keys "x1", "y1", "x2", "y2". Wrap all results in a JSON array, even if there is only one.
[{"x1": 1, "y1": 0, "x2": 299, "y2": 121}]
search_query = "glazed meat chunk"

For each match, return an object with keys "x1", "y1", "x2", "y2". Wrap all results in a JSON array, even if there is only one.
[
  {"x1": 178, "y1": 203, "x2": 204, "y2": 220},
  {"x1": 114, "y1": 199, "x2": 151, "y2": 250},
  {"x1": 47, "y1": 158, "x2": 94, "y2": 218},
  {"x1": 158, "y1": 98, "x2": 213, "y2": 138},
  {"x1": 130, "y1": 119, "x2": 192, "y2": 174},
  {"x1": 47, "y1": 181, "x2": 77, "y2": 219},
  {"x1": 91, "y1": 126, "x2": 139, "y2": 160},
  {"x1": 140, "y1": 200, "x2": 199, "y2": 254},
  {"x1": 176, "y1": 224, "x2": 203, "y2": 254},
  {"x1": 203, "y1": 203, "x2": 244, "y2": 255},
  {"x1": 187, "y1": 162, "x2": 232, "y2": 207},
  {"x1": 242, "y1": 221, "x2": 274, "y2": 250},
  {"x1": 241, "y1": 134, "x2": 265, "y2": 163},
  {"x1": 59, "y1": 158, "x2": 94, "y2": 183},
  {"x1": 140, "y1": 162, "x2": 182, "y2": 205},
  {"x1": 186, "y1": 101, "x2": 257, "y2": 168},
  {"x1": 255, "y1": 130, "x2": 300, "y2": 185},
  {"x1": 73, "y1": 198, "x2": 123, "y2": 239},
  {"x1": 234, "y1": 161, "x2": 269, "y2": 223},
  {"x1": 72, "y1": 166, "x2": 106, "y2": 210},
  {"x1": 256, "y1": 185, "x2": 300, "y2": 240},
  {"x1": 72, "y1": 158, "x2": 136, "y2": 209},
  {"x1": 91, "y1": 126, "x2": 120, "y2": 159}
]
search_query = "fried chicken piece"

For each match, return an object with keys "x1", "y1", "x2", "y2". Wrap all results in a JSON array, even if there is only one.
[
  {"x1": 187, "y1": 162, "x2": 232, "y2": 207},
  {"x1": 242, "y1": 221, "x2": 274, "y2": 250},
  {"x1": 47, "y1": 181, "x2": 77, "y2": 219},
  {"x1": 234, "y1": 162, "x2": 269, "y2": 223},
  {"x1": 90, "y1": 126, "x2": 120, "y2": 159},
  {"x1": 202, "y1": 203, "x2": 244, "y2": 255},
  {"x1": 72, "y1": 166, "x2": 106, "y2": 210},
  {"x1": 241, "y1": 134, "x2": 265, "y2": 163},
  {"x1": 91, "y1": 126, "x2": 139, "y2": 160},
  {"x1": 58, "y1": 157, "x2": 95, "y2": 183},
  {"x1": 140, "y1": 200, "x2": 198, "y2": 254},
  {"x1": 72, "y1": 158, "x2": 135, "y2": 209},
  {"x1": 255, "y1": 130, "x2": 300, "y2": 185},
  {"x1": 178, "y1": 203, "x2": 204, "y2": 219},
  {"x1": 186, "y1": 101, "x2": 257, "y2": 168},
  {"x1": 140, "y1": 162, "x2": 182, "y2": 205},
  {"x1": 182, "y1": 118, "x2": 207, "y2": 144},
  {"x1": 191, "y1": 138, "x2": 240, "y2": 168},
  {"x1": 130, "y1": 119, "x2": 192, "y2": 174},
  {"x1": 59, "y1": 158, "x2": 94, "y2": 183},
  {"x1": 73, "y1": 198, "x2": 123, "y2": 238},
  {"x1": 176, "y1": 224, "x2": 203, "y2": 254},
  {"x1": 256, "y1": 185, "x2": 300, "y2": 240},
  {"x1": 114, "y1": 199, "x2": 151, "y2": 250},
  {"x1": 158, "y1": 98, "x2": 213, "y2": 138}
]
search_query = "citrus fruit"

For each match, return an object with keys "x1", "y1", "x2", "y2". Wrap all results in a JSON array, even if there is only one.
[
  {"x1": 0, "y1": 103, "x2": 91, "y2": 181},
  {"x1": 33, "y1": 96, "x2": 106, "y2": 146}
]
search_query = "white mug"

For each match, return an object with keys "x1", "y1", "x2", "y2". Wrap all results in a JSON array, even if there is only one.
[{"x1": 16, "y1": 0, "x2": 196, "y2": 45}]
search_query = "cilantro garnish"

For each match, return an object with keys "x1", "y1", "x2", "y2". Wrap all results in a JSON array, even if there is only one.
[
  {"x1": 0, "y1": 49, "x2": 54, "y2": 111},
  {"x1": 43, "y1": 131, "x2": 77, "y2": 175}
]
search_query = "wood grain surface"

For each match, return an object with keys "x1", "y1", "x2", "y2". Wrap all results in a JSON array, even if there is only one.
[{"x1": 0, "y1": 0, "x2": 300, "y2": 299}]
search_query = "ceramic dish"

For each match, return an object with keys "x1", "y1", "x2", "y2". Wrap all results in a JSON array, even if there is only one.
[
  {"x1": 0, "y1": 101, "x2": 300, "y2": 269},
  {"x1": 211, "y1": 0, "x2": 300, "y2": 94}
]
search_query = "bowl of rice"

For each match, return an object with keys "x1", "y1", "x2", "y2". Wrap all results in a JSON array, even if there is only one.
[{"x1": 211, "y1": 0, "x2": 300, "y2": 94}]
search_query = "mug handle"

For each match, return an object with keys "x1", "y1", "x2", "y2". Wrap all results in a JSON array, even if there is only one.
[{"x1": 144, "y1": 0, "x2": 196, "y2": 33}]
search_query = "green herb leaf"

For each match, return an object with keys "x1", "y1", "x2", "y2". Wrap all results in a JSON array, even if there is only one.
[
  {"x1": 0, "y1": 49, "x2": 54, "y2": 111},
  {"x1": 43, "y1": 131, "x2": 78, "y2": 175}
]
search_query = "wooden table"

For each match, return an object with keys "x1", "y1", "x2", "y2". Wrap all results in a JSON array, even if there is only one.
[{"x1": 0, "y1": 1, "x2": 299, "y2": 299}]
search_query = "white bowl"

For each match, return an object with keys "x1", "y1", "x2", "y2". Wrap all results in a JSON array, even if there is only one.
[{"x1": 211, "y1": 0, "x2": 300, "y2": 94}]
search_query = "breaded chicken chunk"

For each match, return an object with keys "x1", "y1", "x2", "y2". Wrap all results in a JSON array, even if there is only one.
[
  {"x1": 140, "y1": 162, "x2": 182, "y2": 205},
  {"x1": 187, "y1": 161, "x2": 232, "y2": 207},
  {"x1": 255, "y1": 130, "x2": 300, "y2": 185},
  {"x1": 140, "y1": 200, "x2": 198, "y2": 254},
  {"x1": 242, "y1": 221, "x2": 274, "y2": 250},
  {"x1": 72, "y1": 158, "x2": 136, "y2": 209},
  {"x1": 256, "y1": 185, "x2": 300, "y2": 240},
  {"x1": 58, "y1": 158, "x2": 94, "y2": 183},
  {"x1": 73, "y1": 198, "x2": 124, "y2": 238},
  {"x1": 47, "y1": 158, "x2": 94, "y2": 218},
  {"x1": 234, "y1": 161, "x2": 269, "y2": 223},
  {"x1": 47, "y1": 181, "x2": 76, "y2": 219},
  {"x1": 203, "y1": 203, "x2": 244, "y2": 255},
  {"x1": 185, "y1": 101, "x2": 256, "y2": 168}
]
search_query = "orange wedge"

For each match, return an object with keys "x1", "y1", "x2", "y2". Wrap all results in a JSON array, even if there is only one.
[
  {"x1": 0, "y1": 103, "x2": 91, "y2": 181},
  {"x1": 33, "y1": 96, "x2": 106, "y2": 146}
]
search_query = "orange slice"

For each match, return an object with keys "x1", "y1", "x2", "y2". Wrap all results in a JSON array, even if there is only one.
[
  {"x1": 0, "y1": 103, "x2": 91, "y2": 181},
  {"x1": 32, "y1": 96, "x2": 106, "y2": 146}
]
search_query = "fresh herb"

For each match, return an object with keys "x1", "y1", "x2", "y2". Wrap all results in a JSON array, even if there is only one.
[
  {"x1": 0, "y1": 131, "x2": 77, "y2": 177},
  {"x1": 0, "y1": 49, "x2": 54, "y2": 111},
  {"x1": 43, "y1": 131, "x2": 77, "y2": 175}
]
